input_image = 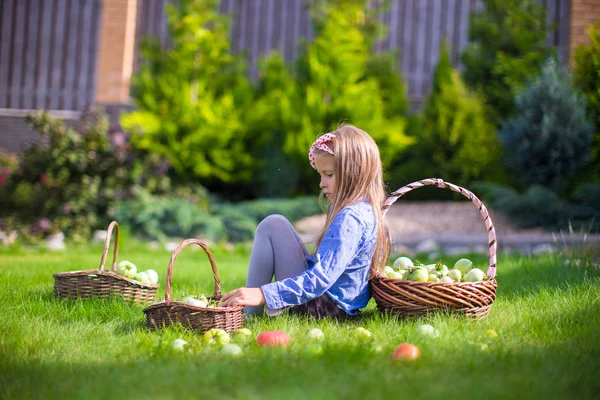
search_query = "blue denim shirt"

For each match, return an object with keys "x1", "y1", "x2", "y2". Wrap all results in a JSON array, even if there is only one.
[{"x1": 261, "y1": 201, "x2": 377, "y2": 315}]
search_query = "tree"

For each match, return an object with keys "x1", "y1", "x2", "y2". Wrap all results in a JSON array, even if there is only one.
[
  {"x1": 420, "y1": 44, "x2": 501, "y2": 184},
  {"x1": 498, "y1": 58, "x2": 594, "y2": 191},
  {"x1": 121, "y1": 0, "x2": 253, "y2": 184},
  {"x1": 574, "y1": 23, "x2": 600, "y2": 182},
  {"x1": 461, "y1": 0, "x2": 555, "y2": 125},
  {"x1": 284, "y1": 0, "x2": 413, "y2": 177}
]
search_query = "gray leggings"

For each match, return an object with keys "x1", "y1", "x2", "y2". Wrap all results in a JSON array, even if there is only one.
[{"x1": 244, "y1": 214, "x2": 310, "y2": 315}]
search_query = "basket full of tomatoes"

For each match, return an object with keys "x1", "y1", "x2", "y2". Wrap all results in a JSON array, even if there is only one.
[
  {"x1": 53, "y1": 221, "x2": 159, "y2": 303},
  {"x1": 370, "y1": 178, "x2": 498, "y2": 319},
  {"x1": 143, "y1": 239, "x2": 245, "y2": 334}
]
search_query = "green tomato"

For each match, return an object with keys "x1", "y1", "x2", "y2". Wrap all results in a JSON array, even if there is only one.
[
  {"x1": 184, "y1": 296, "x2": 207, "y2": 308},
  {"x1": 171, "y1": 338, "x2": 188, "y2": 351},
  {"x1": 304, "y1": 344, "x2": 324, "y2": 357},
  {"x1": 306, "y1": 328, "x2": 324, "y2": 341},
  {"x1": 354, "y1": 327, "x2": 373, "y2": 342},
  {"x1": 416, "y1": 324, "x2": 440, "y2": 338},
  {"x1": 428, "y1": 274, "x2": 440, "y2": 282},
  {"x1": 203, "y1": 328, "x2": 230, "y2": 346},
  {"x1": 145, "y1": 269, "x2": 159, "y2": 284},
  {"x1": 463, "y1": 268, "x2": 485, "y2": 282},
  {"x1": 233, "y1": 328, "x2": 253, "y2": 342},
  {"x1": 382, "y1": 266, "x2": 394, "y2": 276},
  {"x1": 407, "y1": 267, "x2": 429, "y2": 282},
  {"x1": 454, "y1": 258, "x2": 473, "y2": 275},
  {"x1": 447, "y1": 269, "x2": 462, "y2": 282},
  {"x1": 440, "y1": 276, "x2": 454, "y2": 283},
  {"x1": 387, "y1": 271, "x2": 405, "y2": 280},
  {"x1": 392, "y1": 257, "x2": 414, "y2": 270},
  {"x1": 221, "y1": 343, "x2": 243, "y2": 357},
  {"x1": 134, "y1": 271, "x2": 150, "y2": 284},
  {"x1": 429, "y1": 262, "x2": 449, "y2": 276},
  {"x1": 116, "y1": 260, "x2": 137, "y2": 279}
]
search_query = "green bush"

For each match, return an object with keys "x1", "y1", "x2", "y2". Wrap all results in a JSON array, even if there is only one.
[
  {"x1": 0, "y1": 108, "x2": 179, "y2": 241},
  {"x1": 212, "y1": 196, "x2": 322, "y2": 242},
  {"x1": 393, "y1": 45, "x2": 501, "y2": 189},
  {"x1": 121, "y1": 0, "x2": 255, "y2": 187},
  {"x1": 111, "y1": 188, "x2": 224, "y2": 242},
  {"x1": 213, "y1": 206, "x2": 257, "y2": 243},
  {"x1": 0, "y1": 109, "x2": 161, "y2": 240},
  {"x1": 574, "y1": 23, "x2": 600, "y2": 182},
  {"x1": 472, "y1": 181, "x2": 600, "y2": 231},
  {"x1": 223, "y1": 196, "x2": 322, "y2": 224},
  {"x1": 111, "y1": 194, "x2": 322, "y2": 243},
  {"x1": 461, "y1": 0, "x2": 555, "y2": 125},
  {"x1": 498, "y1": 58, "x2": 594, "y2": 191},
  {"x1": 249, "y1": 0, "x2": 413, "y2": 195}
]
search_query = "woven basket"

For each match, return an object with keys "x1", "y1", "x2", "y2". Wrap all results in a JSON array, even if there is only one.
[
  {"x1": 370, "y1": 178, "x2": 498, "y2": 319},
  {"x1": 143, "y1": 238, "x2": 245, "y2": 334},
  {"x1": 53, "y1": 221, "x2": 158, "y2": 302}
]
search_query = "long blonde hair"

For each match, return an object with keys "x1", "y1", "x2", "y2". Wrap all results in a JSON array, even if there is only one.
[{"x1": 312, "y1": 124, "x2": 391, "y2": 276}]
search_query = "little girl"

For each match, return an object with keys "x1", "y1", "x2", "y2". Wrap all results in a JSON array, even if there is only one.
[{"x1": 221, "y1": 125, "x2": 391, "y2": 319}]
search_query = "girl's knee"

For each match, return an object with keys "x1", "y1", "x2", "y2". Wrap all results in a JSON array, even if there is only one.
[{"x1": 257, "y1": 214, "x2": 290, "y2": 233}]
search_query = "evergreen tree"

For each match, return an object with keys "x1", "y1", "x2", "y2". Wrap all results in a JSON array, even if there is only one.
[
  {"x1": 498, "y1": 58, "x2": 594, "y2": 191},
  {"x1": 461, "y1": 0, "x2": 555, "y2": 125},
  {"x1": 121, "y1": 0, "x2": 253, "y2": 184},
  {"x1": 420, "y1": 44, "x2": 501, "y2": 184},
  {"x1": 574, "y1": 23, "x2": 600, "y2": 182}
]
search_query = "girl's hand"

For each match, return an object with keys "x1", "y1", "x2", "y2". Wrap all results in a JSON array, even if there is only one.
[{"x1": 221, "y1": 287, "x2": 266, "y2": 307}]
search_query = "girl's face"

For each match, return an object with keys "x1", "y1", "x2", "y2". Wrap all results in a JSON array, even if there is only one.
[{"x1": 314, "y1": 155, "x2": 336, "y2": 200}]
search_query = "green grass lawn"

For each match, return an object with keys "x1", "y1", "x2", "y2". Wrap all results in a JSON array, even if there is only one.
[{"x1": 1, "y1": 241, "x2": 599, "y2": 400}]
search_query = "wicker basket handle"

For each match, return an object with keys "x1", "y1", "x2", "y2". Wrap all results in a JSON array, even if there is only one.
[
  {"x1": 382, "y1": 178, "x2": 497, "y2": 278},
  {"x1": 98, "y1": 221, "x2": 119, "y2": 272},
  {"x1": 164, "y1": 238, "x2": 222, "y2": 304}
]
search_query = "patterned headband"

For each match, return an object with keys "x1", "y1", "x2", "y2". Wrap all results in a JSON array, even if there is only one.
[{"x1": 308, "y1": 133, "x2": 336, "y2": 169}]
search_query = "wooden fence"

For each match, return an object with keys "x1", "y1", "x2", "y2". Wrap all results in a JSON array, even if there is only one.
[
  {"x1": 0, "y1": 0, "x2": 572, "y2": 113},
  {"x1": 136, "y1": 0, "x2": 572, "y2": 107},
  {"x1": 0, "y1": 0, "x2": 103, "y2": 111}
]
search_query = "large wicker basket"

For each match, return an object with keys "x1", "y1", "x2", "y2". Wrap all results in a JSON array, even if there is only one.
[
  {"x1": 143, "y1": 238, "x2": 245, "y2": 334},
  {"x1": 370, "y1": 178, "x2": 498, "y2": 319},
  {"x1": 53, "y1": 221, "x2": 158, "y2": 302}
]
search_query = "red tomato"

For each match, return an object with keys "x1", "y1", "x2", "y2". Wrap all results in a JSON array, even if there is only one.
[
  {"x1": 256, "y1": 330, "x2": 290, "y2": 347},
  {"x1": 391, "y1": 343, "x2": 420, "y2": 361}
]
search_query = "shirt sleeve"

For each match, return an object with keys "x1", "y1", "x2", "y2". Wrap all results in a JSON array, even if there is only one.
[{"x1": 261, "y1": 208, "x2": 364, "y2": 309}]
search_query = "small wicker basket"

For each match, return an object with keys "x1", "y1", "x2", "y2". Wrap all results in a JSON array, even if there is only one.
[
  {"x1": 143, "y1": 238, "x2": 245, "y2": 334},
  {"x1": 53, "y1": 221, "x2": 158, "y2": 302},
  {"x1": 371, "y1": 178, "x2": 498, "y2": 319}
]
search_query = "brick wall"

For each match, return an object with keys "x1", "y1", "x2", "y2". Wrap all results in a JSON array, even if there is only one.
[
  {"x1": 95, "y1": 0, "x2": 138, "y2": 103},
  {"x1": 570, "y1": 0, "x2": 600, "y2": 59}
]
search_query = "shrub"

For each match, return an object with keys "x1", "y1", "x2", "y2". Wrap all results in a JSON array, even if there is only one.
[
  {"x1": 498, "y1": 58, "x2": 594, "y2": 191},
  {"x1": 472, "y1": 181, "x2": 600, "y2": 231},
  {"x1": 212, "y1": 196, "x2": 322, "y2": 243},
  {"x1": 111, "y1": 188, "x2": 224, "y2": 242},
  {"x1": 461, "y1": 0, "x2": 555, "y2": 125},
  {"x1": 0, "y1": 108, "x2": 177, "y2": 241},
  {"x1": 398, "y1": 45, "x2": 501, "y2": 187},
  {"x1": 121, "y1": 0, "x2": 255, "y2": 187},
  {"x1": 250, "y1": 0, "x2": 413, "y2": 195},
  {"x1": 573, "y1": 23, "x2": 600, "y2": 182},
  {"x1": 224, "y1": 196, "x2": 323, "y2": 224},
  {"x1": 213, "y1": 206, "x2": 257, "y2": 243}
]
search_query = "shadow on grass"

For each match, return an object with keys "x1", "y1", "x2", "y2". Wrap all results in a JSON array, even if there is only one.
[{"x1": 1, "y1": 337, "x2": 599, "y2": 400}]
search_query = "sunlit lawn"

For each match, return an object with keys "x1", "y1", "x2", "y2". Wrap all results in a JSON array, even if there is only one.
[{"x1": 1, "y1": 240, "x2": 599, "y2": 400}]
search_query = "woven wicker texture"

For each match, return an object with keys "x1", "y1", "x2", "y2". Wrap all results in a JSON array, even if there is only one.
[
  {"x1": 371, "y1": 178, "x2": 498, "y2": 319},
  {"x1": 143, "y1": 238, "x2": 245, "y2": 334},
  {"x1": 53, "y1": 221, "x2": 158, "y2": 302}
]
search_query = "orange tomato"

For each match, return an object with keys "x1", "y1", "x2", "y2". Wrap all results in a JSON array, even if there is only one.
[{"x1": 391, "y1": 343, "x2": 421, "y2": 361}]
